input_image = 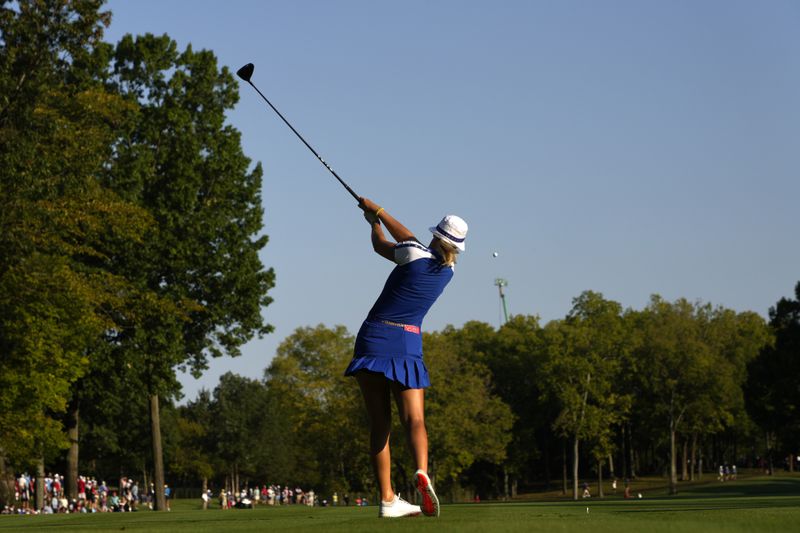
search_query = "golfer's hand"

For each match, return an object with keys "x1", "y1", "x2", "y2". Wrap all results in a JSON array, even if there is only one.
[
  {"x1": 363, "y1": 211, "x2": 379, "y2": 225},
  {"x1": 359, "y1": 197, "x2": 380, "y2": 214}
]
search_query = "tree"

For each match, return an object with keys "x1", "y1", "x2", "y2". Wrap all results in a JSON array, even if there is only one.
[
  {"x1": 422, "y1": 326, "x2": 515, "y2": 496},
  {"x1": 71, "y1": 348, "x2": 155, "y2": 487},
  {"x1": 264, "y1": 323, "x2": 514, "y2": 499},
  {"x1": 693, "y1": 306, "x2": 769, "y2": 473},
  {"x1": 173, "y1": 391, "x2": 215, "y2": 502},
  {"x1": 632, "y1": 297, "x2": 715, "y2": 494},
  {"x1": 96, "y1": 33, "x2": 275, "y2": 510},
  {"x1": 209, "y1": 373, "x2": 273, "y2": 491},
  {"x1": 265, "y1": 325, "x2": 369, "y2": 494},
  {"x1": 746, "y1": 282, "x2": 798, "y2": 473},
  {"x1": 539, "y1": 291, "x2": 630, "y2": 500},
  {"x1": 478, "y1": 316, "x2": 551, "y2": 497},
  {"x1": 632, "y1": 296, "x2": 770, "y2": 494},
  {"x1": 0, "y1": 0, "x2": 152, "y2": 502}
]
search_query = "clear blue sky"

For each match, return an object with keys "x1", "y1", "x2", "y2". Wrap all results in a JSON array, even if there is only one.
[{"x1": 104, "y1": 0, "x2": 800, "y2": 401}]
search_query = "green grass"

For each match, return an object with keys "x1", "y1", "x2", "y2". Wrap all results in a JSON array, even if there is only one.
[{"x1": 1, "y1": 475, "x2": 799, "y2": 532}]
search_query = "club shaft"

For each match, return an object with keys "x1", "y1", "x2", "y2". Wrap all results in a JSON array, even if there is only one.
[{"x1": 246, "y1": 80, "x2": 360, "y2": 202}]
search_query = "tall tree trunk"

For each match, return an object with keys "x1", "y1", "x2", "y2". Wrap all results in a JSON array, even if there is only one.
[
  {"x1": 627, "y1": 422, "x2": 636, "y2": 479},
  {"x1": 681, "y1": 437, "x2": 689, "y2": 481},
  {"x1": 503, "y1": 466, "x2": 509, "y2": 500},
  {"x1": 608, "y1": 453, "x2": 615, "y2": 480},
  {"x1": 713, "y1": 434, "x2": 720, "y2": 468},
  {"x1": 669, "y1": 418, "x2": 678, "y2": 495},
  {"x1": 35, "y1": 457, "x2": 45, "y2": 511},
  {"x1": 698, "y1": 438, "x2": 703, "y2": 480},
  {"x1": 66, "y1": 399, "x2": 80, "y2": 500},
  {"x1": 562, "y1": 440, "x2": 568, "y2": 495},
  {"x1": 202, "y1": 477, "x2": 208, "y2": 509},
  {"x1": 143, "y1": 469, "x2": 150, "y2": 507},
  {"x1": 766, "y1": 431, "x2": 774, "y2": 475},
  {"x1": 572, "y1": 436, "x2": 579, "y2": 501},
  {"x1": 690, "y1": 433, "x2": 697, "y2": 481},
  {"x1": 150, "y1": 394, "x2": 166, "y2": 511},
  {"x1": 543, "y1": 442, "x2": 551, "y2": 491},
  {"x1": 597, "y1": 457, "x2": 604, "y2": 498},
  {"x1": 790, "y1": 454, "x2": 795, "y2": 473},
  {"x1": 621, "y1": 423, "x2": 628, "y2": 480},
  {"x1": 0, "y1": 453, "x2": 15, "y2": 507}
]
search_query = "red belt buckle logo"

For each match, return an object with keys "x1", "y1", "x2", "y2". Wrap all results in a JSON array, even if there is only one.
[{"x1": 404, "y1": 325, "x2": 420, "y2": 334}]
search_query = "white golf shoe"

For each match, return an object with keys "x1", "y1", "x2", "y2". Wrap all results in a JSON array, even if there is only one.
[
  {"x1": 414, "y1": 469, "x2": 440, "y2": 517},
  {"x1": 378, "y1": 494, "x2": 421, "y2": 518}
]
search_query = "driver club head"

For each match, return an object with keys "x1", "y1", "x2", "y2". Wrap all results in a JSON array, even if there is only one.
[
  {"x1": 235, "y1": 61, "x2": 361, "y2": 202},
  {"x1": 237, "y1": 63, "x2": 254, "y2": 82}
]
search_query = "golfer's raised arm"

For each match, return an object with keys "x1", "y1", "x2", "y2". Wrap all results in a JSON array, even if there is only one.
[
  {"x1": 359, "y1": 197, "x2": 415, "y2": 243},
  {"x1": 364, "y1": 213, "x2": 395, "y2": 261}
]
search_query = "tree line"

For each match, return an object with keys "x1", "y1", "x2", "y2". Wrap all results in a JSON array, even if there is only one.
[
  {"x1": 164, "y1": 288, "x2": 797, "y2": 502},
  {"x1": 1, "y1": 0, "x2": 798, "y2": 508}
]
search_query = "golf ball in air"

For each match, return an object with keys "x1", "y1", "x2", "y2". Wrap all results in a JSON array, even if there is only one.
[{"x1": 492, "y1": 252, "x2": 499, "y2": 257}]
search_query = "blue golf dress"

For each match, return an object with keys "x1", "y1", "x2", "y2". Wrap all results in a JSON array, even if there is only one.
[{"x1": 344, "y1": 240, "x2": 454, "y2": 388}]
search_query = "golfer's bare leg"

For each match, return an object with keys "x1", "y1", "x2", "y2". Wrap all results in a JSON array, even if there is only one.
[
  {"x1": 356, "y1": 371, "x2": 394, "y2": 502},
  {"x1": 392, "y1": 384, "x2": 428, "y2": 472}
]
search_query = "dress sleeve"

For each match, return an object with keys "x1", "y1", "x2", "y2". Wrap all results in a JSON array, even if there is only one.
[{"x1": 393, "y1": 241, "x2": 434, "y2": 265}]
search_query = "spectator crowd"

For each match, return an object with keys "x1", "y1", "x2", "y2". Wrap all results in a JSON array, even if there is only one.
[
  {"x1": 2, "y1": 472, "x2": 168, "y2": 515},
  {"x1": 4, "y1": 472, "x2": 365, "y2": 515},
  {"x1": 210, "y1": 484, "x2": 365, "y2": 510}
]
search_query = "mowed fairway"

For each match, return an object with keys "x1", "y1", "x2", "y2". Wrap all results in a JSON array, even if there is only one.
[{"x1": 1, "y1": 476, "x2": 799, "y2": 532}]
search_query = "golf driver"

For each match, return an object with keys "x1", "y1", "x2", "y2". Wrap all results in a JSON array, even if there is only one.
[{"x1": 236, "y1": 63, "x2": 360, "y2": 202}]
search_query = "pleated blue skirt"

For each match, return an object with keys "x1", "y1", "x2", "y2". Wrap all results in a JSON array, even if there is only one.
[
  {"x1": 344, "y1": 320, "x2": 430, "y2": 389},
  {"x1": 344, "y1": 353, "x2": 430, "y2": 389}
]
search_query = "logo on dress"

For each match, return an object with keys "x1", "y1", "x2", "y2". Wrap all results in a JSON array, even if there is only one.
[{"x1": 404, "y1": 325, "x2": 420, "y2": 334}]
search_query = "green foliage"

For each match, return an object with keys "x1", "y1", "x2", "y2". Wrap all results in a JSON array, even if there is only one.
[
  {"x1": 536, "y1": 291, "x2": 632, "y2": 498},
  {"x1": 1, "y1": 2, "x2": 275, "y2": 492},
  {"x1": 632, "y1": 297, "x2": 769, "y2": 439},
  {"x1": 633, "y1": 297, "x2": 712, "y2": 425},
  {"x1": 0, "y1": 255, "x2": 93, "y2": 462},
  {"x1": 423, "y1": 326, "x2": 515, "y2": 489},
  {"x1": 75, "y1": 349, "x2": 155, "y2": 476},
  {"x1": 746, "y1": 282, "x2": 799, "y2": 452},
  {"x1": 0, "y1": 0, "x2": 151, "y2": 467},
  {"x1": 172, "y1": 391, "x2": 215, "y2": 483},
  {"x1": 259, "y1": 324, "x2": 515, "y2": 495},
  {"x1": 74, "y1": 294, "x2": 776, "y2": 498},
  {"x1": 488, "y1": 315, "x2": 561, "y2": 492},
  {"x1": 627, "y1": 296, "x2": 770, "y2": 492},
  {"x1": 209, "y1": 373, "x2": 272, "y2": 479},
  {"x1": 542, "y1": 292, "x2": 631, "y2": 444},
  {"x1": 104, "y1": 32, "x2": 275, "y2": 391},
  {"x1": 265, "y1": 325, "x2": 369, "y2": 493}
]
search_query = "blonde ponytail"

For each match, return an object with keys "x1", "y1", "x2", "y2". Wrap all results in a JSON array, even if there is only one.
[{"x1": 434, "y1": 239, "x2": 458, "y2": 266}]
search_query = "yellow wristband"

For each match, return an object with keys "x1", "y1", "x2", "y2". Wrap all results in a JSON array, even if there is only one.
[{"x1": 375, "y1": 207, "x2": 385, "y2": 218}]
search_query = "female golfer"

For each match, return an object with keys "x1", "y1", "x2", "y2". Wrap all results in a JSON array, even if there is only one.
[{"x1": 345, "y1": 197, "x2": 467, "y2": 518}]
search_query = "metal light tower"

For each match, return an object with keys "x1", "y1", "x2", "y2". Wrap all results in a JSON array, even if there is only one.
[{"x1": 495, "y1": 278, "x2": 509, "y2": 325}]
